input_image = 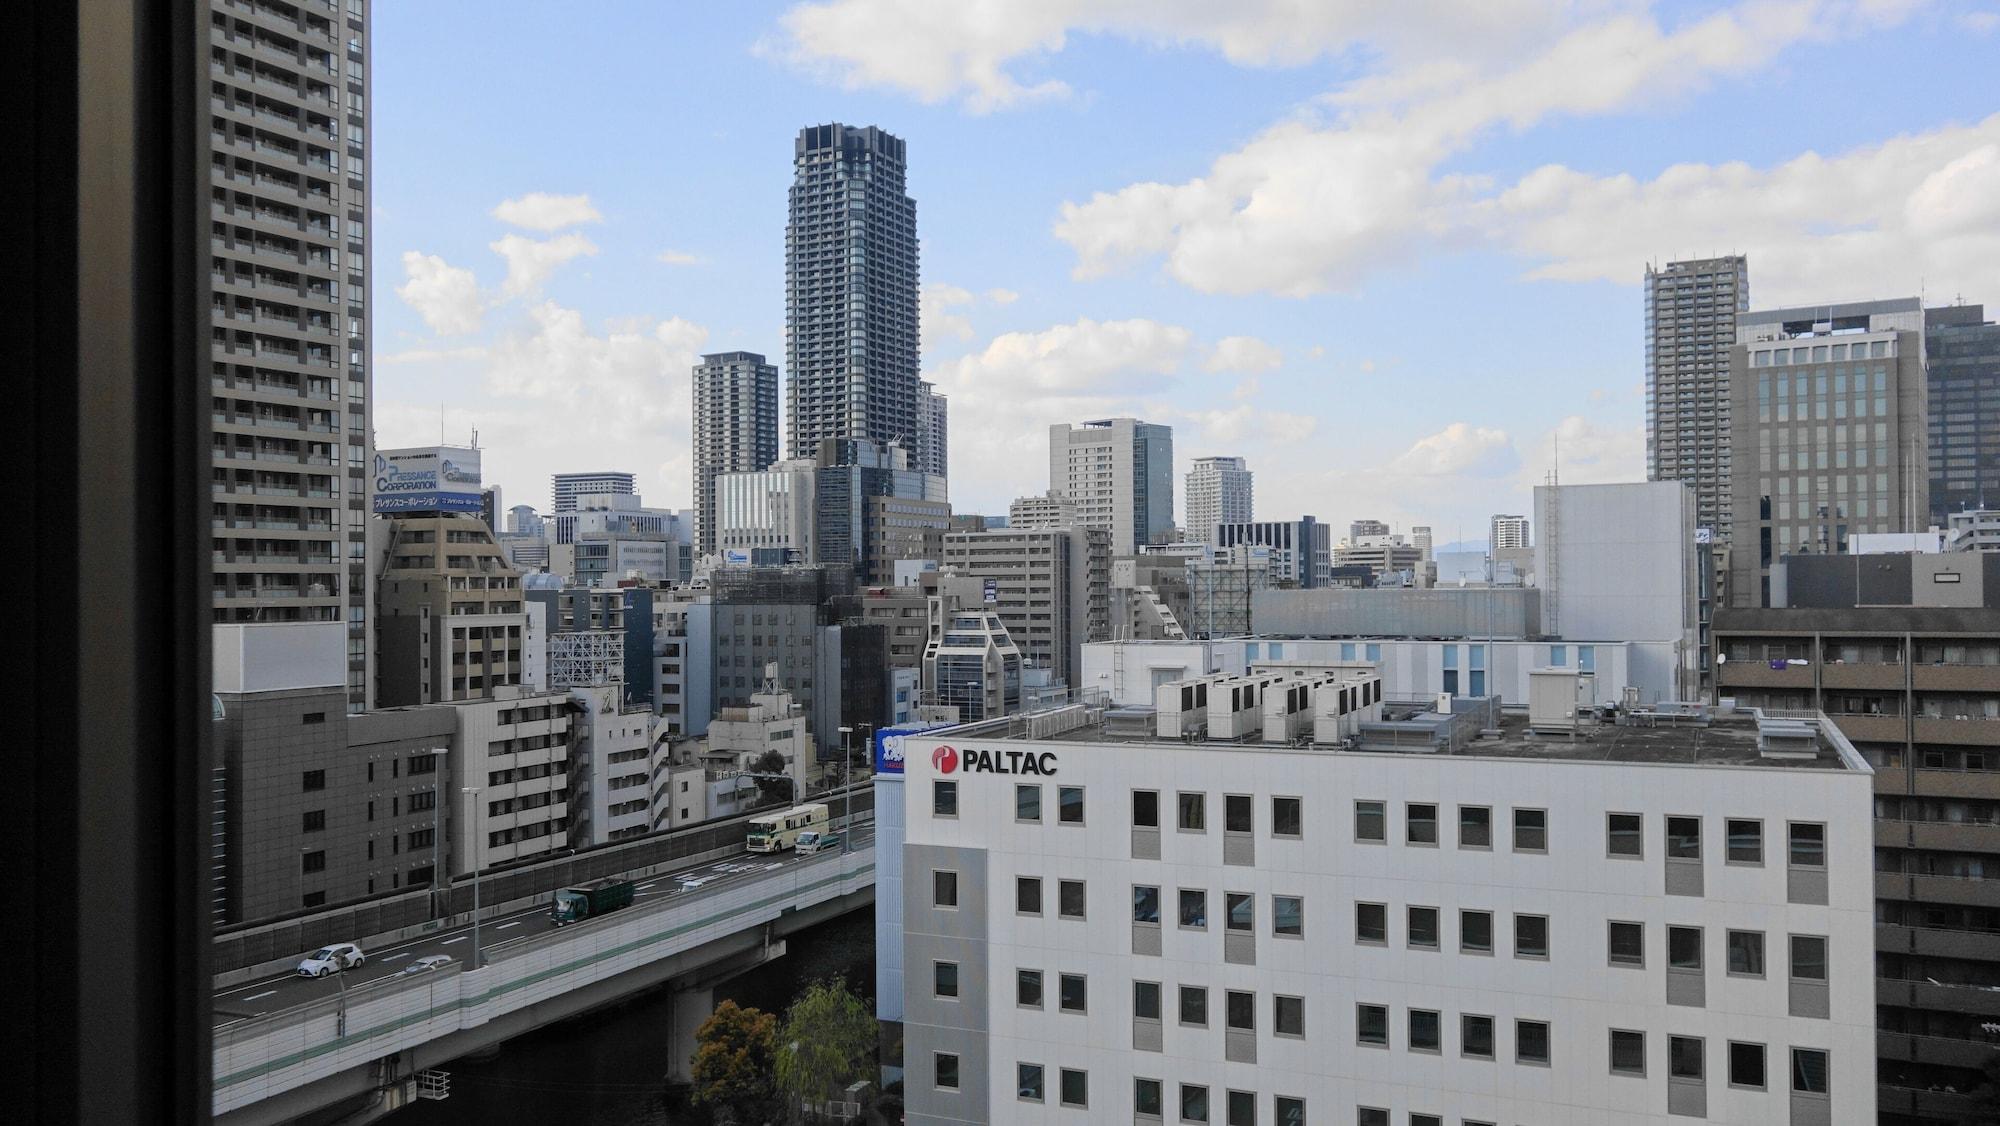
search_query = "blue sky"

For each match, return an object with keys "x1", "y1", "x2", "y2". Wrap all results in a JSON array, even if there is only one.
[{"x1": 372, "y1": 0, "x2": 2000, "y2": 543}]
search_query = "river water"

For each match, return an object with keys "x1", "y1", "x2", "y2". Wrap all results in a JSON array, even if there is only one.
[{"x1": 384, "y1": 905, "x2": 876, "y2": 1126}]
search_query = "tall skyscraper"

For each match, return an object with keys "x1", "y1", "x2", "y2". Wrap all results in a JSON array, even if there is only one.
[
  {"x1": 1924, "y1": 303, "x2": 2000, "y2": 525},
  {"x1": 1645, "y1": 256, "x2": 1749, "y2": 540},
  {"x1": 206, "y1": 0, "x2": 372, "y2": 710},
  {"x1": 550, "y1": 470, "x2": 636, "y2": 514},
  {"x1": 1048, "y1": 418, "x2": 1174, "y2": 556},
  {"x1": 692, "y1": 351, "x2": 779, "y2": 555},
  {"x1": 1727, "y1": 297, "x2": 1930, "y2": 606},
  {"x1": 1184, "y1": 456, "x2": 1253, "y2": 542},
  {"x1": 1490, "y1": 513, "x2": 1531, "y2": 550},
  {"x1": 916, "y1": 380, "x2": 949, "y2": 478},
  {"x1": 785, "y1": 124, "x2": 922, "y2": 464}
]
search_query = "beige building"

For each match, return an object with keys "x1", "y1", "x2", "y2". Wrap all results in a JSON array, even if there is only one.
[
  {"x1": 205, "y1": 0, "x2": 374, "y2": 710},
  {"x1": 940, "y1": 526, "x2": 1110, "y2": 690},
  {"x1": 375, "y1": 512, "x2": 528, "y2": 706},
  {"x1": 449, "y1": 687, "x2": 572, "y2": 874}
]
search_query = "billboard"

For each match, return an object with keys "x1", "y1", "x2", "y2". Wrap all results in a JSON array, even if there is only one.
[
  {"x1": 723, "y1": 548, "x2": 751, "y2": 566},
  {"x1": 372, "y1": 446, "x2": 484, "y2": 514}
]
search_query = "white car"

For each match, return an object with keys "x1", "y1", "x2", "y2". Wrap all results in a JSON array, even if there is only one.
[
  {"x1": 296, "y1": 942, "x2": 365, "y2": 977},
  {"x1": 398, "y1": 954, "x2": 454, "y2": 976}
]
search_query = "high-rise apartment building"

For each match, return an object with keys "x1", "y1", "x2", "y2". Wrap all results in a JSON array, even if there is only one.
[
  {"x1": 551, "y1": 471, "x2": 636, "y2": 514},
  {"x1": 1184, "y1": 456, "x2": 1253, "y2": 543},
  {"x1": 1645, "y1": 256, "x2": 1749, "y2": 540},
  {"x1": 1489, "y1": 513, "x2": 1530, "y2": 550},
  {"x1": 374, "y1": 512, "x2": 528, "y2": 707},
  {"x1": 1925, "y1": 303, "x2": 2000, "y2": 525},
  {"x1": 1008, "y1": 491, "x2": 1078, "y2": 530},
  {"x1": 1411, "y1": 525, "x2": 1434, "y2": 561},
  {"x1": 205, "y1": 0, "x2": 373, "y2": 710},
  {"x1": 940, "y1": 526, "x2": 1110, "y2": 691},
  {"x1": 1048, "y1": 418, "x2": 1174, "y2": 556},
  {"x1": 693, "y1": 351, "x2": 779, "y2": 556},
  {"x1": 786, "y1": 124, "x2": 921, "y2": 463},
  {"x1": 916, "y1": 380, "x2": 949, "y2": 479},
  {"x1": 1727, "y1": 298, "x2": 1931, "y2": 606}
]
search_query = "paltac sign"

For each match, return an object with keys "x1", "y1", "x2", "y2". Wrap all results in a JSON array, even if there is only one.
[{"x1": 929, "y1": 744, "x2": 1057, "y2": 777}]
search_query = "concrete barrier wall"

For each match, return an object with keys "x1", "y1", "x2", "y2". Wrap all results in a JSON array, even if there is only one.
[
  {"x1": 213, "y1": 845, "x2": 875, "y2": 1117},
  {"x1": 213, "y1": 786, "x2": 876, "y2": 974}
]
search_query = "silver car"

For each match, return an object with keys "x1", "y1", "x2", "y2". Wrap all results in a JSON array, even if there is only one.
[{"x1": 398, "y1": 954, "x2": 455, "y2": 976}]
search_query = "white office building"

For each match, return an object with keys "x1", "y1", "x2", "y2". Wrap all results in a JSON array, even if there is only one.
[
  {"x1": 1049, "y1": 418, "x2": 1174, "y2": 556},
  {"x1": 895, "y1": 689, "x2": 1876, "y2": 1125},
  {"x1": 1185, "y1": 457, "x2": 1253, "y2": 542},
  {"x1": 713, "y1": 458, "x2": 818, "y2": 564},
  {"x1": 1491, "y1": 514, "x2": 1531, "y2": 550}
]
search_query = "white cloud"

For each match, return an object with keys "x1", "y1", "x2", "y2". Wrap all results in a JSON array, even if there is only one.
[
  {"x1": 985, "y1": 287, "x2": 1020, "y2": 305},
  {"x1": 768, "y1": 0, "x2": 1588, "y2": 112},
  {"x1": 657, "y1": 249, "x2": 705, "y2": 266},
  {"x1": 1204, "y1": 335, "x2": 1283, "y2": 373},
  {"x1": 1052, "y1": 1, "x2": 1927, "y2": 297},
  {"x1": 490, "y1": 192, "x2": 603, "y2": 232},
  {"x1": 378, "y1": 345, "x2": 486, "y2": 366},
  {"x1": 1386, "y1": 422, "x2": 1517, "y2": 478},
  {"x1": 394, "y1": 251, "x2": 483, "y2": 336},
  {"x1": 491, "y1": 233, "x2": 599, "y2": 299},
  {"x1": 483, "y1": 301, "x2": 707, "y2": 430},
  {"x1": 921, "y1": 283, "x2": 977, "y2": 342},
  {"x1": 1494, "y1": 116, "x2": 2000, "y2": 305},
  {"x1": 1962, "y1": 9, "x2": 2000, "y2": 32},
  {"x1": 1516, "y1": 416, "x2": 1646, "y2": 490}
]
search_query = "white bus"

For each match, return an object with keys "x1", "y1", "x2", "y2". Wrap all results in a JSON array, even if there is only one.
[{"x1": 746, "y1": 802, "x2": 830, "y2": 853}]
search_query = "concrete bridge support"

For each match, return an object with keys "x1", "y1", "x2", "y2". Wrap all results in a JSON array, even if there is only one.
[{"x1": 665, "y1": 932, "x2": 788, "y2": 1084}]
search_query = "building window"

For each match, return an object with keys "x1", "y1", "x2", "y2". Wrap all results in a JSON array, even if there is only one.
[
  {"x1": 1727, "y1": 930, "x2": 1765, "y2": 977},
  {"x1": 1787, "y1": 822, "x2": 1825, "y2": 867},
  {"x1": 1017, "y1": 1062, "x2": 1044, "y2": 1101},
  {"x1": 1133, "y1": 884, "x2": 1161, "y2": 924},
  {"x1": 1134, "y1": 980, "x2": 1162, "y2": 1021},
  {"x1": 932, "y1": 779, "x2": 958, "y2": 817},
  {"x1": 934, "y1": 960, "x2": 959, "y2": 999},
  {"x1": 1459, "y1": 805, "x2": 1491, "y2": 848},
  {"x1": 1358, "y1": 1109, "x2": 1388, "y2": 1126},
  {"x1": 302, "y1": 891, "x2": 326, "y2": 908},
  {"x1": 1460, "y1": 909, "x2": 1493, "y2": 954},
  {"x1": 1134, "y1": 789, "x2": 1160, "y2": 828},
  {"x1": 301, "y1": 850, "x2": 326, "y2": 873},
  {"x1": 1017, "y1": 875, "x2": 1042, "y2": 915},
  {"x1": 1225, "y1": 990, "x2": 1255, "y2": 1035},
  {"x1": 1516, "y1": 1020, "x2": 1551, "y2": 1064},
  {"x1": 1059, "y1": 1067, "x2": 1088, "y2": 1109},
  {"x1": 1669, "y1": 925, "x2": 1703, "y2": 971},
  {"x1": 1015, "y1": 783, "x2": 1041, "y2": 822},
  {"x1": 1513, "y1": 807, "x2": 1546, "y2": 851},
  {"x1": 1515, "y1": 914, "x2": 1549, "y2": 959},
  {"x1": 1179, "y1": 985, "x2": 1208, "y2": 1027},
  {"x1": 1609, "y1": 920, "x2": 1645, "y2": 966},
  {"x1": 1406, "y1": 802, "x2": 1438, "y2": 845},
  {"x1": 1407, "y1": 906, "x2": 1439, "y2": 949},
  {"x1": 1789, "y1": 934, "x2": 1828, "y2": 982},
  {"x1": 1058, "y1": 785, "x2": 1085, "y2": 824},
  {"x1": 302, "y1": 770, "x2": 326, "y2": 792},
  {"x1": 1136, "y1": 1077, "x2": 1164, "y2": 1119},
  {"x1": 1226, "y1": 1090, "x2": 1255, "y2": 1126},
  {"x1": 1353, "y1": 799, "x2": 1385, "y2": 842},
  {"x1": 934, "y1": 1052, "x2": 959, "y2": 1091},
  {"x1": 1726, "y1": 818, "x2": 1763, "y2": 864},
  {"x1": 1666, "y1": 815, "x2": 1701, "y2": 859},
  {"x1": 1058, "y1": 878, "x2": 1086, "y2": 920},
  {"x1": 1356, "y1": 1003, "x2": 1389, "y2": 1046},
  {"x1": 1179, "y1": 791, "x2": 1207, "y2": 832},
  {"x1": 1272, "y1": 796, "x2": 1302, "y2": 838},
  {"x1": 932, "y1": 869, "x2": 958, "y2": 908},
  {"x1": 1226, "y1": 892, "x2": 1254, "y2": 932},
  {"x1": 1017, "y1": 969, "x2": 1043, "y2": 1008},
  {"x1": 1462, "y1": 1014, "x2": 1495, "y2": 1059},
  {"x1": 1791, "y1": 1048, "x2": 1829, "y2": 1096},
  {"x1": 1274, "y1": 994, "x2": 1305, "y2": 1038},
  {"x1": 1610, "y1": 1029, "x2": 1647, "y2": 1076},
  {"x1": 1179, "y1": 888, "x2": 1207, "y2": 929},
  {"x1": 1274, "y1": 1096, "x2": 1305, "y2": 1124},
  {"x1": 1670, "y1": 1035, "x2": 1704, "y2": 1083},
  {"x1": 1058, "y1": 972, "x2": 1087, "y2": 1014},
  {"x1": 1355, "y1": 901, "x2": 1387, "y2": 944},
  {"x1": 1224, "y1": 793, "x2": 1253, "y2": 834},
  {"x1": 1273, "y1": 895, "x2": 1304, "y2": 938},
  {"x1": 1408, "y1": 1008, "x2": 1441, "y2": 1053},
  {"x1": 1607, "y1": 811, "x2": 1643, "y2": 857},
  {"x1": 1178, "y1": 1083, "x2": 1210, "y2": 1123},
  {"x1": 1729, "y1": 1041, "x2": 1767, "y2": 1089},
  {"x1": 303, "y1": 809, "x2": 326, "y2": 833}
]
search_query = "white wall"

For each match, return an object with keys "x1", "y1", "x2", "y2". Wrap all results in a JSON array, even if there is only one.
[
  {"x1": 214, "y1": 622, "x2": 345, "y2": 693},
  {"x1": 1535, "y1": 482, "x2": 1695, "y2": 645}
]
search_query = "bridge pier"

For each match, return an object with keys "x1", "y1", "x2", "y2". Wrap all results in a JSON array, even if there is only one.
[{"x1": 664, "y1": 985, "x2": 715, "y2": 1085}]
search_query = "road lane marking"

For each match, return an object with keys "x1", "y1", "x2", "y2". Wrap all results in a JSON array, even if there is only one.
[
  {"x1": 495, "y1": 922, "x2": 520, "y2": 930},
  {"x1": 241, "y1": 990, "x2": 277, "y2": 1002},
  {"x1": 381, "y1": 952, "x2": 411, "y2": 961},
  {"x1": 636, "y1": 883, "x2": 655, "y2": 890},
  {"x1": 440, "y1": 936, "x2": 467, "y2": 945}
]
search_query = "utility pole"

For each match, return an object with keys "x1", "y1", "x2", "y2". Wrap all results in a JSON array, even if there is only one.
[
  {"x1": 838, "y1": 726, "x2": 853, "y2": 853},
  {"x1": 462, "y1": 785, "x2": 483, "y2": 968}
]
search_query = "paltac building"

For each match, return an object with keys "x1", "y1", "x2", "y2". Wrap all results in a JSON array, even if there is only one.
[{"x1": 893, "y1": 676, "x2": 1877, "y2": 1125}]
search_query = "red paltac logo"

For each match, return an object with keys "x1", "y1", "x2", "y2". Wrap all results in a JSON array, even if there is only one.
[{"x1": 932, "y1": 745, "x2": 960, "y2": 774}]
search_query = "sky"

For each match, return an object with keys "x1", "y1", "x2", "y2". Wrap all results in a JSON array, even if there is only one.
[{"x1": 372, "y1": 0, "x2": 2000, "y2": 546}]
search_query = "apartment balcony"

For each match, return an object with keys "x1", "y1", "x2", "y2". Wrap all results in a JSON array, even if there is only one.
[
  {"x1": 1878, "y1": 976, "x2": 2000, "y2": 1015},
  {"x1": 1832, "y1": 713, "x2": 1908, "y2": 745},
  {"x1": 1914, "y1": 716, "x2": 2000, "y2": 747},
  {"x1": 1876, "y1": 871, "x2": 2000, "y2": 909},
  {"x1": 1716, "y1": 660, "x2": 1812, "y2": 689},
  {"x1": 1822, "y1": 661, "x2": 1905, "y2": 691},
  {"x1": 1875, "y1": 922, "x2": 2000, "y2": 962},
  {"x1": 1910, "y1": 768, "x2": 2000, "y2": 800},
  {"x1": 1876, "y1": 1086, "x2": 1977, "y2": 1124},
  {"x1": 1878, "y1": 1030, "x2": 2000, "y2": 1070},
  {"x1": 1913, "y1": 664, "x2": 2000, "y2": 692},
  {"x1": 1876, "y1": 818, "x2": 2000, "y2": 854}
]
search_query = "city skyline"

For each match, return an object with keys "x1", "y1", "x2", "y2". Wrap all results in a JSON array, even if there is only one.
[{"x1": 368, "y1": 4, "x2": 2000, "y2": 538}]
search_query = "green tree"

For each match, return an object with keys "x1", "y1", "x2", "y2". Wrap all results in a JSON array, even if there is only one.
[
  {"x1": 775, "y1": 978, "x2": 875, "y2": 1120},
  {"x1": 749, "y1": 749, "x2": 792, "y2": 805},
  {"x1": 689, "y1": 999, "x2": 780, "y2": 1125}
]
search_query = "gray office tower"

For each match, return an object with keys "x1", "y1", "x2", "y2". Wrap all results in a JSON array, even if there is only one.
[
  {"x1": 1925, "y1": 303, "x2": 2000, "y2": 525},
  {"x1": 1645, "y1": 256, "x2": 1749, "y2": 542},
  {"x1": 551, "y1": 471, "x2": 636, "y2": 514},
  {"x1": 786, "y1": 124, "x2": 927, "y2": 469},
  {"x1": 693, "y1": 351, "x2": 779, "y2": 555},
  {"x1": 206, "y1": 0, "x2": 374, "y2": 710}
]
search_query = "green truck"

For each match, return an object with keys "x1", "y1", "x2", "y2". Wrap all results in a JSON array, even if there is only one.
[{"x1": 549, "y1": 877, "x2": 636, "y2": 926}]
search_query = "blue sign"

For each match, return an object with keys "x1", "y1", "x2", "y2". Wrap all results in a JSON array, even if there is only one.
[
  {"x1": 371, "y1": 447, "x2": 484, "y2": 514},
  {"x1": 873, "y1": 733, "x2": 905, "y2": 775}
]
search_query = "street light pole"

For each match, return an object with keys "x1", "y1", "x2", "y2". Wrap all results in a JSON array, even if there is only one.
[
  {"x1": 462, "y1": 785, "x2": 483, "y2": 968},
  {"x1": 837, "y1": 726, "x2": 853, "y2": 852}
]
